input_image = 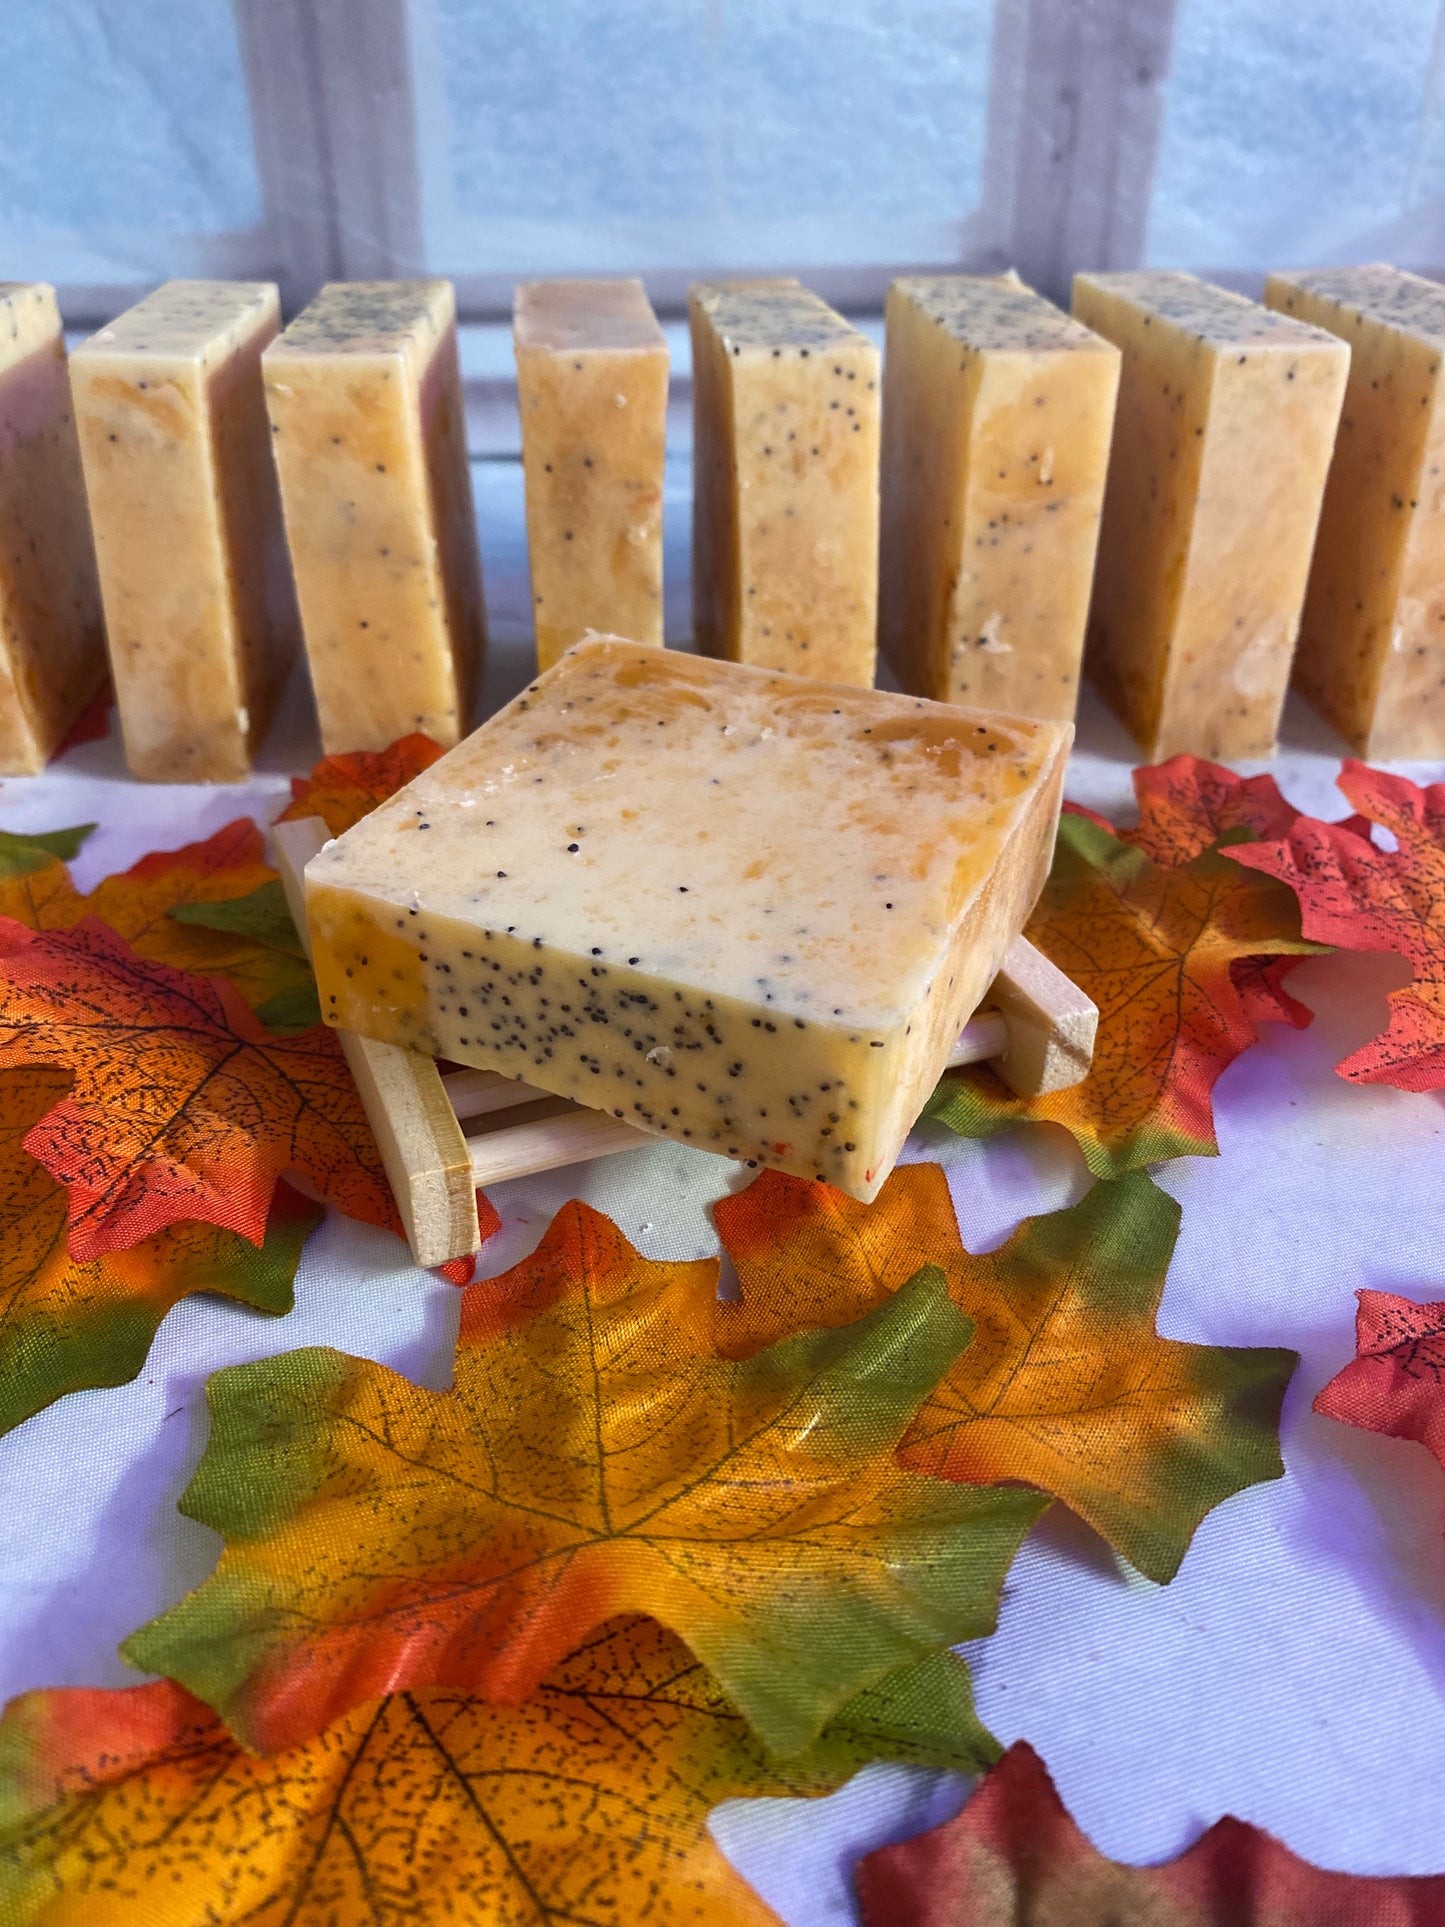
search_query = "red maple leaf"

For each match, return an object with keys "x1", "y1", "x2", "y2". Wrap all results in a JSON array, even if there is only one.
[
  {"x1": 54, "y1": 683, "x2": 113, "y2": 755},
  {"x1": 855, "y1": 1740, "x2": 1445, "y2": 1925},
  {"x1": 0, "y1": 916, "x2": 397, "y2": 1258},
  {"x1": 1230, "y1": 762, "x2": 1445, "y2": 1089},
  {"x1": 1314, "y1": 1290, "x2": 1445, "y2": 1489}
]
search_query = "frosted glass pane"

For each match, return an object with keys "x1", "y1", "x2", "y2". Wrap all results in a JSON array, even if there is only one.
[
  {"x1": 1147, "y1": 0, "x2": 1445, "y2": 269},
  {"x1": 413, "y1": 0, "x2": 993, "y2": 273},
  {"x1": 0, "y1": 0, "x2": 263, "y2": 284}
]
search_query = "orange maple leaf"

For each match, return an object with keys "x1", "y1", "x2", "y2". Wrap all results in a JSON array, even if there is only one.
[
  {"x1": 715, "y1": 1164, "x2": 1295, "y2": 1582},
  {"x1": 123, "y1": 1199, "x2": 1042, "y2": 1758},
  {"x1": 277, "y1": 733, "x2": 446, "y2": 838},
  {"x1": 927, "y1": 810, "x2": 1319, "y2": 1176},
  {"x1": 1067, "y1": 754, "x2": 1315, "y2": 1029},
  {"x1": 0, "y1": 818, "x2": 315, "y2": 1030},
  {"x1": 0, "y1": 1065, "x2": 321, "y2": 1435},
  {"x1": 855, "y1": 1740, "x2": 1445, "y2": 1926},
  {"x1": 0, "y1": 916, "x2": 398, "y2": 1259},
  {"x1": 0, "y1": 1623, "x2": 988, "y2": 1927},
  {"x1": 1230, "y1": 761, "x2": 1445, "y2": 1091}
]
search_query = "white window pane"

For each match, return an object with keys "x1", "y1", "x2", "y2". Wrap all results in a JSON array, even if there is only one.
[
  {"x1": 0, "y1": 0, "x2": 264, "y2": 288},
  {"x1": 411, "y1": 0, "x2": 994, "y2": 276},
  {"x1": 1147, "y1": 0, "x2": 1445, "y2": 270}
]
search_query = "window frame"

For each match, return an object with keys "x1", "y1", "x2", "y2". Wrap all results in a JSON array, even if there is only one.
[{"x1": 32, "y1": 0, "x2": 1182, "y2": 331}]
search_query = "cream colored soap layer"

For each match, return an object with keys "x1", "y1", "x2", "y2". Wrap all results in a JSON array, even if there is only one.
[
  {"x1": 1075, "y1": 270, "x2": 1348, "y2": 761},
  {"x1": 879, "y1": 273, "x2": 1119, "y2": 722},
  {"x1": 265, "y1": 281, "x2": 486, "y2": 753},
  {"x1": 306, "y1": 638, "x2": 1068, "y2": 1201},
  {"x1": 691, "y1": 279, "x2": 880, "y2": 686},
  {"x1": 72, "y1": 280, "x2": 295, "y2": 781},
  {"x1": 0, "y1": 283, "x2": 106, "y2": 774},
  {"x1": 515, "y1": 279, "x2": 667, "y2": 670},
  {"x1": 1266, "y1": 266, "x2": 1445, "y2": 760}
]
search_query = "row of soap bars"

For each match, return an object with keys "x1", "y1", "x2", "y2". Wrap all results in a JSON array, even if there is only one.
[{"x1": 0, "y1": 262, "x2": 1436, "y2": 781}]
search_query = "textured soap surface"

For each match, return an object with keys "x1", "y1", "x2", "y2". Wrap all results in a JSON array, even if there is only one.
[
  {"x1": 72, "y1": 280, "x2": 297, "y2": 781},
  {"x1": 691, "y1": 279, "x2": 880, "y2": 686},
  {"x1": 306, "y1": 638, "x2": 1068, "y2": 1201},
  {"x1": 1074, "y1": 270, "x2": 1348, "y2": 761},
  {"x1": 880, "y1": 272, "x2": 1119, "y2": 721},
  {"x1": 515, "y1": 279, "x2": 667, "y2": 670},
  {"x1": 1267, "y1": 265, "x2": 1445, "y2": 759},
  {"x1": 0, "y1": 283, "x2": 106, "y2": 774},
  {"x1": 265, "y1": 280, "x2": 486, "y2": 753}
]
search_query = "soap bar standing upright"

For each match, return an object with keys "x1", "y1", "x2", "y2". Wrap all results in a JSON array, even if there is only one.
[
  {"x1": 1073, "y1": 270, "x2": 1348, "y2": 760},
  {"x1": 0, "y1": 283, "x2": 106, "y2": 773},
  {"x1": 1266, "y1": 265, "x2": 1445, "y2": 760},
  {"x1": 265, "y1": 281, "x2": 485, "y2": 754},
  {"x1": 690, "y1": 279, "x2": 880, "y2": 686},
  {"x1": 71, "y1": 280, "x2": 297, "y2": 781},
  {"x1": 514, "y1": 279, "x2": 667, "y2": 671},
  {"x1": 879, "y1": 272, "x2": 1119, "y2": 721}
]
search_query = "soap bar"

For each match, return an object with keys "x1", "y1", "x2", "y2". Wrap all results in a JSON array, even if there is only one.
[
  {"x1": 879, "y1": 272, "x2": 1119, "y2": 721},
  {"x1": 264, "y1": 281, "x2": 486, "y2": 753},
  {"x1": 514, "y1": 279, "x2": 667, "y2": 671},
  {"x1": 1073, "y1": 270, "x2": 1348, "y2": 760},
  {"x1": 690, "y1": 279, "x2": 880, "y2": 685},
  {"x1": 306, "y1": 638, "x2": 1069, "y2": 1202},
  {"x1": 71, "y1": 280, "x2": 296, "y2": 781},
  {"x1": 1266, "y1": 265, "x2": 1445, "y2": 759},
  {"x1": 0, "y1": 283, "x2": 106, "y2": 773}
]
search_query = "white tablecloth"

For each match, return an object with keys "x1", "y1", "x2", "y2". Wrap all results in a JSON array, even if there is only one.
[{"x1": 1, "y1": 460, "x2": 1444, "y2": 1919}]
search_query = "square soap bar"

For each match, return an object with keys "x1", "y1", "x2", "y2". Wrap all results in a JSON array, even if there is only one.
[
  {"x1": 690, "y1": 279, "x2": 880, "y2": 686},
  {"x1": 264, "y1": 280, "x2": 486, "y2": 753},
  {"x1": 514, "y1": 278, "x2": 668, "y2": 671},
  {"x1": 0, "y1": 282, "x2": 106, "y2": 773},
  {"x1": 880, "y1": 272, "x2": 1119, "y2": 722},
  {"x1": 72, "y1": 280, "x2": 298, "y2": 780},
  {"x1": 305, "y1": 638, "x2": 1069, "y2": 1202},
  {"x1": 1266, "y1": 265, "x2": 1445, "y2": 759},
  {"x1": 1074, "y1": 270, "x2": 1348, "y2": 760}
]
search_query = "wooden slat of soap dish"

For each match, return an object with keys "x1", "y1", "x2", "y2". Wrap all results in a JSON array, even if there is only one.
[{"x1": 274, "y1": 816, "x2": 1098, "y2": 1268}]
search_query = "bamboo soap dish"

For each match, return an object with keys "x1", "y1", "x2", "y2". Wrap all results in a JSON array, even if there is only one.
[{"x1": 275, "y1": 815, "x2": 1097, "y2": 1269}]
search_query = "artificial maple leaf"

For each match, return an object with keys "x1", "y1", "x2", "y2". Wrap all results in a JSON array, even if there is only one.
[
  {"x1": 854, "y1": 1739, "x2": 1445, "y2": 1926},
  {"x1": 1068, "y1": 756, "x2": 1315, "y2": 1029},
  {"x1": 0, "y1": 820, "x2": 316, "y2": 1029},
  {"x1": 123, "y1": 1199, "x2": 1044, "y2": 1759},
  {"x1": 168, "y1": 879, "x2": 319, "y2": 1031},
  {"x1": 0, "y1": 1621, "x2": 989, "y2": 1927},
  {"x1": 0, "y1": 915, "x2": 397, "y2": 1259},
  {"x1": 1314, "y1": 1290, "x2": 1445, "y2": 1499},
  {"x1": 277, "y1": 732, "x2": 445, "y2": 838},
  {"x1": 53, "y1": 682, "x2": 112, "y2": 755},
  {"x1": 0, "y1": 1066, "x2": 321, "y2": 1435},
  {"x1": 1120, "y1": 755, "x2": 1301, "y2": 866},
  {"x1": 926, "y1": 811, "x2": 1318, "y2": 1177},
  {"x1": 1230, "y1": 762, "x2": 1445, "y2": 1091},
  {"x1": 0, "y1": 826, "x2": 95, "y2": 882},
  {"x1": 715, "y1": 1165, "x2": 1295, "y2": 1582},
  {"x1": 714, "y1": 1163, "x2": 970, "y2": 1360}
]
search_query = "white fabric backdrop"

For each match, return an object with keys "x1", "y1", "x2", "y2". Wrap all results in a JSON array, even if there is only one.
[{"x1": 1, "y1": 463, "x2": 1443, "y2": 1919}]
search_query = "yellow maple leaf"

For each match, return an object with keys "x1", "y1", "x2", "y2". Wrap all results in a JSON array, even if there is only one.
[
  {"x1": 0, "y1": 1621, "x2": 990, "y2": 1926},
  {"x1": 123, "y1": 1200, "x2": 1042, "y2": 1758},
  {"x1": 715, "y1": 1165, "x2": 1295, "y2": 1582}
]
